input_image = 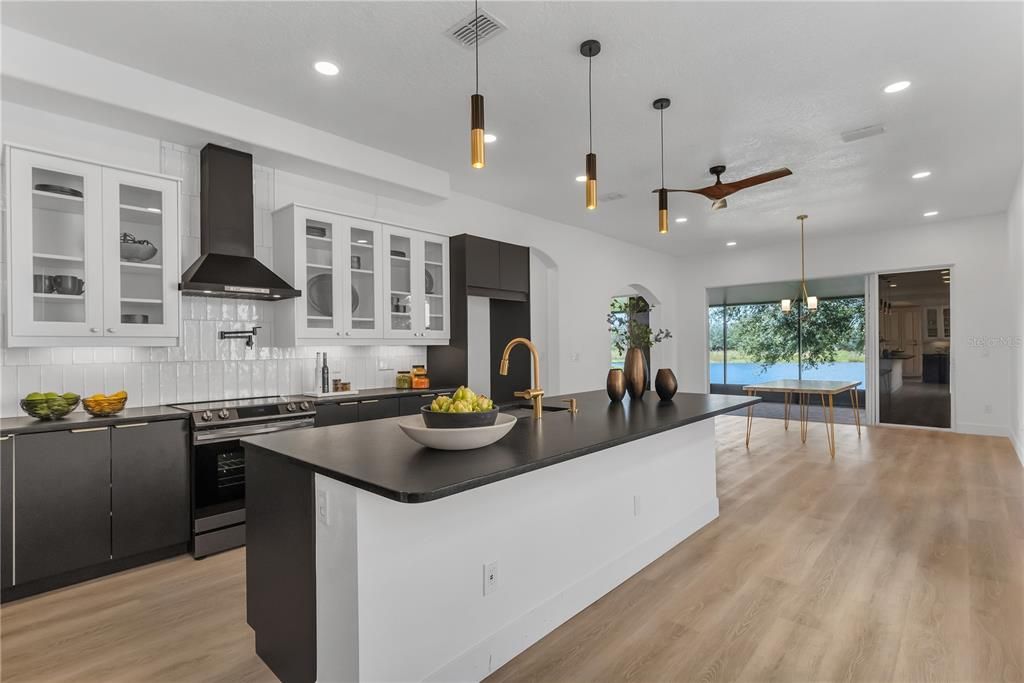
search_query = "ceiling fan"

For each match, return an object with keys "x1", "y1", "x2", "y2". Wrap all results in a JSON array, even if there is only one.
[{"x1": 662, "y1": 164, "x2": 793, "y2": 210}]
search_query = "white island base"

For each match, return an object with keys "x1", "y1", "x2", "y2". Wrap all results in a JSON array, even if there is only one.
[{"x1": 314, "y1": 418, "x2": 718, "y2": 682}]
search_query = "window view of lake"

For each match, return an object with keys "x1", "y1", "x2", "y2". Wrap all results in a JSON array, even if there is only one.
[{"x1": 708, "y1": 297, "x2": 866, "y2": 387}]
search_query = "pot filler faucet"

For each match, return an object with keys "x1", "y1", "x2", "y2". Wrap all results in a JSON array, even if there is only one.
[{"x1": 499, "y1": 337, "x2": 544, "y2": 419}]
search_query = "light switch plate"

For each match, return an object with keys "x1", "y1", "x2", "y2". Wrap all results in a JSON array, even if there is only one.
[{"x1": 316, "y1": 489, "x2": 330, "y2": 526}]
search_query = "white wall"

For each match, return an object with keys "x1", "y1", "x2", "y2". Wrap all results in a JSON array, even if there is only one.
[
  {"x1": 1007, "y1": 164, "x2": 1024, "y2": 463},
  {"x1": 674, "y1": 214, "x2": 1013, "y2": 437},
  {"x1": 1, "y1": 102, "x2": 681, "y2": 415}
]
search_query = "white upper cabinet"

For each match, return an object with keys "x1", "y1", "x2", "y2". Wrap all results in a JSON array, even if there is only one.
[
  {"x1": 273, "y1": 204, "x2": 448, "y2": 346},
  {"x1": 102, "y1": 168, "x2": 180, "y2": 339},
  {"x1": 5, "y1": 147, "x2": 181, "y2": 346}
]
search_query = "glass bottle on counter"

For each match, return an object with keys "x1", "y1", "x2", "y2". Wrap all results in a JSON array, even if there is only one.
[
  {"x1": 395, "y1": 370, "x2": 412, "y2": 390},
  {"x1": 322, "y1": 352, "x2": 330, "y2": 393},
  {"x1": 411, "y1": 365, "x2": 430, "y2": 389}
]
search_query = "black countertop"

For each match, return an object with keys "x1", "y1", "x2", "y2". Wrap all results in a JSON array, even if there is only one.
[
  {"x1": 244, "y1": 390, "x2": 760, "y2": 504},
  {"x1": 0, "y1": 405, "x2": 188, "y2": 436}
]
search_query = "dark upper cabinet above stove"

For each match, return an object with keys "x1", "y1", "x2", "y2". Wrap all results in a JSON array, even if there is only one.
[{"x1": 464, "y1": 236, "x2": 529, "y2": 301}]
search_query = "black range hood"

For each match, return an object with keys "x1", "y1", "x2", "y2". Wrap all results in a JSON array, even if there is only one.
[{"x1": 179, "y1": 144, "x2": 301, "y2": 301}]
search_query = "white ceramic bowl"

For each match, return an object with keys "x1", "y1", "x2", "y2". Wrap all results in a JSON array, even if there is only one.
[{"x1": 398, "y1": 412, "x2": 517, "y2": 451}]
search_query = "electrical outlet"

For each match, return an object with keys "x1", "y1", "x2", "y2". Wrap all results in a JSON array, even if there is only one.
[
  {"x1": 984, "y1": 404, "x2": 993, "y2": 414},
  {"x1": 483, "y1": 561, "x2": 498, "y2": 596},
  {"x1": 633, "y1": 494, "x2": 641, "y2": 517},
  {"x1": 316, "y1": 489, "x2": 330, "y2": 526},
  {"x1": 569, "y1": 352, "x2": 581, "y2": 362}
]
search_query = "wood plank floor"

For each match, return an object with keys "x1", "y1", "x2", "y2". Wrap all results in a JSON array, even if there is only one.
[{"x1": 2, "y1": 416, "x2": 1021, "y2": 683}]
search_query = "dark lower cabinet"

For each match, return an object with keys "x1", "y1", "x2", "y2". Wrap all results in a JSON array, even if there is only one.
[
  {"x1": 111, "y1": 421, "x2": 190, "y2": 558},
  {"x1": 398, "y1": 393, "x2": 447, "y2": 416},
  {"x1": 357, "y1": 398, "x2": 399, "y2": 421},
  {"x1": 315, "y1": 402, "x2": 359, "y2": 427},
  {"x1": 1, "y1": 435, "x2": 13, "y2": 589},
  {"x1": 14, "y1": 428, "x2": 112, "y2": 585}
]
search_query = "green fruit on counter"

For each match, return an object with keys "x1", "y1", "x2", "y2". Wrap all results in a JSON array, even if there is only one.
[
  {"x1": 44, "y1": 392, "x2": 60, "y2": 399},
  {"x1": 62, "y1": 392, "x2": 80, "y2": 401},
  {"x1": 24, "y1": 392, "x2": 45, "y2": 401}
]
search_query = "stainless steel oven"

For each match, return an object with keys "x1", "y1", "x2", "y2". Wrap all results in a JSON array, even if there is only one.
[{"x1": 171, "y1": 397, "x2": 314, "y2": 558}]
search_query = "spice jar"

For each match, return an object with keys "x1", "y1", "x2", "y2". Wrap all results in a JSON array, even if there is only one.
[
  {"x1": 395, "y1": 371, "x2": 412, "y2": 389},
  {"x1": 410, "y1": 365, "x2": 430, "y2": 389}
]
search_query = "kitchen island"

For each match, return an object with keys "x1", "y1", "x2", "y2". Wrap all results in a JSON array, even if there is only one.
[{"x1": 243, "y1": 390, "x2": 758, "y2": 683}]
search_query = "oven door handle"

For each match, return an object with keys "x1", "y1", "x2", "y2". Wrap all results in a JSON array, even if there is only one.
[{"x1": 194, "y1": 418, "x2": 315, "y2": 444}]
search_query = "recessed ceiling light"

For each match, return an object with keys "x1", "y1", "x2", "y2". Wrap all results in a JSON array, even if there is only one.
[
  {"x1": 314, "y1": 61, "x2": 340, "y2": 76},
  {"x1": 923, "y1": 210, "x2": 939, "y2": 217},
  {"x1": 911, "y1": 171, "x2": 931, "y2": 179},
  {"x1": 675, "y1": 217, "x2": 688, "y2": 223},
  {"x1": 575, "y1": 175, "x2": 587, "y2": 182},
  {"x1": 884, "y1": 80, "x2": 911, "y2": 94},
  {"x1": 726, "y1": 241, "x2": 737, "y2": 247},
  {"x1": 483, "y1": 133, "x2": 497, "y2": 143}
]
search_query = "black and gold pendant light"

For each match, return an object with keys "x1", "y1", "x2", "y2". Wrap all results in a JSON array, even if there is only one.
[
  {"x1": 470, "y1": 0, "x2": 486, "y2": 169},
  {"x1": 652, "y1": 98, "x2": 671, "y2": 234},
  {"x1": 580, "y1": 39, "x2": 601, "y2": 210}
]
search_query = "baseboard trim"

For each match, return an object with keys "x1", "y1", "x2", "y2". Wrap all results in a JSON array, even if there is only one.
[
  {"x1": 1011, "y1": 429, "x2": 1023, "y2": 467},
  {"x1": 425, "y1": 497, "x2": 720, "y2": 683},
  {"x1": 957, "y1": 422, "x2": 1010, "y2": 438}
]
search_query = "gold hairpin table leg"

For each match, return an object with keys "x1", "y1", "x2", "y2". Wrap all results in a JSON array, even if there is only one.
[
  {"x1": 820, "y1": 392, "x2": 836, "y2": 459},
  {"x1": 783, "y1": 391, "x2": 790, "y2": 431},
  {"x1": 745, "y1": 389, "x2": 754, "y2": 448},
  {"x1": 799, "y1": 392, "x2": 808, "y2": 443},
  {"x1": 850, "y1": 388, "x2": 861, "y2": 437}
]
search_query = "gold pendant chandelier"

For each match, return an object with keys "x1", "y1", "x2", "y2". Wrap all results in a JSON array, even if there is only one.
[
  {"x1": 580, "y1": 39, "x2": 601, "y2": 210},
  {"x1": 469, "y1": 0, "x2": 486, "y2": 169},
  {"x1": 781, "y1": 214, "x2": 818, "y2": 314}
]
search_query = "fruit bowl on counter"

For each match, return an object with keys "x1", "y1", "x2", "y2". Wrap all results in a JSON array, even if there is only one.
[
  {"x1": 20, "y1": 392, "x2": 80, "y2": 420},
  {"x1": 399, "y1": 386, "x2": 515, "y2": 450},
  {"x1": 82, "y1": 391, "x2": 128, "y2": 417}
]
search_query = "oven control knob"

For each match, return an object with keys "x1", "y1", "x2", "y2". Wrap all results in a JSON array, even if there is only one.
[
  {"x1": 299, "y1": 401, "x2": 310, "y2": 411},
  {"x1": 200, "y1": 410, "x2": 213, "y2": 422},
  {"x1": 286, "y1": 402, "x2": 297, "y2": 412},
  {"x1": 218, "y1": 409, "x2": 230, "y2": 420}
]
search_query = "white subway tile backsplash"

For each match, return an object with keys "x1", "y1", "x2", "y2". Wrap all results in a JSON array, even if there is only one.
[
  {"x1": 193, "y1": 362, "x2": 209, "y2": 402},
  {"x1": 28, "y1": 348, "x2": 52, "y2": 366},
  {"x1": 52, "y1": 348, "x2": 74, "y2": 365},
  {"x1": 208, "y1": 361, "x2": 224, "y2": 400},
  {"x1": 104, "y1": 365, "x2": 126, "y2": 394},
  {"x1": 5, "y1": 349, "x2": 27, "y2": 366},
  {"x1": 93, "y1": 348, "x2": 114, "y2": 364},
  {"x1": 113, "y1": 347, "x2": 133, "y2": 364},
  {"x1": 17, "y1": 366, "x2": 42, "y2": 398},
  {"x1": 175, "y1": 363, "x2": 193, "y2": 403},
  {"x1": 142, "y1": 363, "x2": 160, "y2": 407},
  {"x1": 73, "y1": 348, "x2": 94, "y2": 364},
  {"x1": 63, "y1": 366, "x2": 85, "y2": 398},
  {"x1": 85, "y1": 366, "x2": 105, "y2": 397},
  {"x1": 131, "y1": 347, "x2": 151, "y2": 363},
  {"x1": 125, "y1": 364, "x2": 143, "y2": 407},
  {"x1": 159, "y1": 364, "x2": 176, "y2": 404},
  {"x1": 40, "y1": 365, "x2": 62, "y2": 393},
  {"x1": 223, "y1": 361, "x2": 238, "y2": 398}
]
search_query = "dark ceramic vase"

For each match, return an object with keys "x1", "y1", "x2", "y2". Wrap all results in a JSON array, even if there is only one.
[
  {"x1": 606, "y1": 368, "x2": 626, "y2": 402},
  {"x1": 624, "y1": 347, "x2": 647, "y2": 400},
  {"x1": 655, "y1": 368, "x2": 678, "y2": 401}
]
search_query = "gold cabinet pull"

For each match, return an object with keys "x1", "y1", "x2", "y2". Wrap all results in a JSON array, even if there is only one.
[
  {"x1": 70, "y1": 427, "x2": 108, "y2": 433},
  {"x1": 113, "y1": 423, "x2": 149, "y2": 429}
]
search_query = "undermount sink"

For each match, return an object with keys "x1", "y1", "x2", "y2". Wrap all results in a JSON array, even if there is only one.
[{"x1": 500, "y1": 404, "x2": 569, "y2": 419}]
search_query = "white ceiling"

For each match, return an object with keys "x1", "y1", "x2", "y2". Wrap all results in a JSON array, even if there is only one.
[{"x1": 3, "y1": 1, "x2": 1021, "y2": 256}]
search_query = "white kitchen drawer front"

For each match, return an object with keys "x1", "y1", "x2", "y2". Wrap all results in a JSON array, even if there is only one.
[
  {"x1": 8, "y1": 148, "x2": 105, "y2": 338},
  {"x1": 102, "y1": 168, "x2": 180, "y2": 338}
]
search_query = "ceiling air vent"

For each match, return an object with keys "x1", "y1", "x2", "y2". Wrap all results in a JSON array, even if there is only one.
[
  {"x1": 600, "y1": 192, "x2": 627, "y2": 202},
  {"x1": 447, "y1": 9, "x2": 506, "y2": 48},
  {"x1": 841, "y1": 124, "x2": 886, "y2": 143}
]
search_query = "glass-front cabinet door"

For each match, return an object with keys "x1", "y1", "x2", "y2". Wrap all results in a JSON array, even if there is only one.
[
  {"x1": 298, "y1": 209, "x2": 343, "y2": 339},
  {"x1": 421, "y1": 235, "x2": 450, "y2": 340},
  {"x1": 8, "y1": 148, "x2": 105, "y2": 338},
  {"x1": 341, "y1": 217, "x2": 383, "y2": 338},
  {"x1": 383, "y1": 225, "x2": 418, "y2": 339},
  {"x1": 101, "y1": 168, "x2": 180, "y2": 338}
]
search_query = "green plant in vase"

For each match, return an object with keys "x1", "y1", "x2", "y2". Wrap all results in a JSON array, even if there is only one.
[{"x1": 607, "y1": 297, "x2": 671, "y2": 399}]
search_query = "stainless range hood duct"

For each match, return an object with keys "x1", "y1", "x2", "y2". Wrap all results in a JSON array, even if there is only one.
[{"x1": 179, "y1": 144, "x2": 300, "y2": 301}]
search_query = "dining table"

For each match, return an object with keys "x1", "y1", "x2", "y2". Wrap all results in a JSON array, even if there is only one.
[{"x1": 741, "y1": 379, "x2": 862, "y2": 458}]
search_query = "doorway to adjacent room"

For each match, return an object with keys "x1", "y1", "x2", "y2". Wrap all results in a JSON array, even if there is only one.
[{"x1": 877, "y1": 268, "x2": 952, "y2": 428}]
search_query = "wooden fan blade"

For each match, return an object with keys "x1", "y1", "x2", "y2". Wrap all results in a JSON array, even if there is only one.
[
  {"x1": 666, "y1": 168, "x2": 793, "y2": 201},
  {"x1": 717, "y1": 168, "x2": 793, "y2": 195}
]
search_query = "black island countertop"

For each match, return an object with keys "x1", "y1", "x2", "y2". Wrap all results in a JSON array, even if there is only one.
[{"x1": 243, "y1": 390, "x2": 759, "y2": 503}]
